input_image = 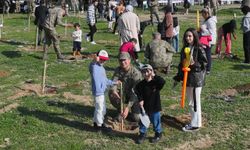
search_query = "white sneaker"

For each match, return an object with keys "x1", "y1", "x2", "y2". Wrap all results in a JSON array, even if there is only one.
[
  {"x1": 90, "y1": 41, "x2": 96, "y2": 45},
  {"x1": 182, "y1": 124, "x2": 199, "y2": 132},
  {"x1": 85, "y1": 34, "x2": 90, "y2": 42}
]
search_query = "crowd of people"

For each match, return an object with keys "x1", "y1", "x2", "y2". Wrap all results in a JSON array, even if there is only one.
[{"x1": 30, "y1": 0, "x2": 250, "y2": 145}]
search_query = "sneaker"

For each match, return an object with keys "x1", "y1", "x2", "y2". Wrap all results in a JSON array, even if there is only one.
[
  {"x1": 93, "y1": 122, "x2": 101, "y2": 131},
  {"x1": 206, "y1": 71, "x2": 210, "y2": 75},
  {"x1": 90, "y1": 41, "x2": 96, "y2": 45},
  {"x1": 182, "y1": 124, "x2": 199, "y2": 132},
  {"x1": 57, "y1": 55, "x2": 65, "y2": 60},
  {"x1": 85, "y1": 34, "x2": 90, "y2": 42},
  {"x1": 150, "y1": 132, "x2": 162, "y2": 143},
  {"x1": 136, "y1": 133, "x2": 146, "y2": 144}
]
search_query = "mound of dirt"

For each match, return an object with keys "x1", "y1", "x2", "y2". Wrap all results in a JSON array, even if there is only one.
[
  {"x1": 62, "y1": 92, "x2": 92, "y2": 106},
  {"x1": 17, "y1": 45, "x2": 43, "y2": 52},
  {"x1": 0, "y1": 71, "x2": 10, "y2": 78},
  {"x1": 105, "y1": 117, "x2": 139, "y2": 134},
  {"x1": 162, "y1": 114, "x2": 207, "y2": 130}
]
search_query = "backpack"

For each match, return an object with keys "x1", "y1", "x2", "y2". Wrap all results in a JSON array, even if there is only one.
[
  {"x1": 173, "y1": 17, "x2": 178, "y2": 27},
  {"x1": 157, "y1": 17, "x2": 166, "y2": 38}
]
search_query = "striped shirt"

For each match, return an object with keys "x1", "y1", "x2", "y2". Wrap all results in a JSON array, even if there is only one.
[{"x1": 87, "y1": 4, "x2": 96, "y2": 25}]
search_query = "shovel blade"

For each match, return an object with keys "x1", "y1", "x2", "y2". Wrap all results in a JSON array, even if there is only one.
[{"x1": 139, "y1": 114, "x2": 150, "y2": 128}]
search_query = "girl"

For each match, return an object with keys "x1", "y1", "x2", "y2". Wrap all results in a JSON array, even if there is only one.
[
  {"x1": 173, "y1": 28, "x2": 207, "y2": 132},
  {"x1": 215, "y1": 19, "x2": 237, "y2": 56}
]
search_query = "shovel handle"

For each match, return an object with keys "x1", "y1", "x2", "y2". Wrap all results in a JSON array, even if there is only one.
[{"x1": 120, "y1": 82, "x2": 124, "y2": 131}]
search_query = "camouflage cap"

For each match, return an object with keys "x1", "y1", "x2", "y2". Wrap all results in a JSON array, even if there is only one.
[
  {"x1": 141, "y1": 64, "x2": 153, "y2": 71},
  {"x1": 153, "y1": 32, "x2": 161, "y2": 36},
  {"x1": 119, "y1": 52, "x2": 131, "y2": 60}
]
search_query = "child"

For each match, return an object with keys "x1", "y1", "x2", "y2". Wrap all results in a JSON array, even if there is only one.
[
  {"x1": 135, "y1": 64, "x2": 165, "y2": 144},
  {"x1": 172, "y1": 16, "x2": 180, "y2": 52},
  {"x1": 173, "y1": 28, "x2": 207, "y2": 132},
  {"x1": 72, "y1": 23, "x2": 82, "y2": 56},
  {"x1": 119, "y1": 38, "x2": 138, "y2": 62},
  {"x1": 89, "y1": 50, "x2": 120, "y2": 132},
  {"x1": 215, "y1": 19, "x2": 237, "y2": 56},
  {"x1": 241, "y1": 4, "x2": 250, "y2": 64},
  {"x1": 199, "y1": 24, "x2": 212, "y2": 74}
]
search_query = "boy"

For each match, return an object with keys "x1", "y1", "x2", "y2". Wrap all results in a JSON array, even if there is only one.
[
  {"x1": 72, "y1": 23, "x2": 82, "y2": 56},
  {"x1": 89, "y1": 50, "x2": 120, "y2": 131},
  {"x1": 119, "y1": 38, "x2": 138, "y2": 62},
  {"x1": 135, "y1": 64, "x2": 165, "y2": 144}
]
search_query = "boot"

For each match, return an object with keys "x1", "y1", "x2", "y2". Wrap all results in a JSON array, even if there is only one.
[
  {"x1": 136, "y1": 132, "x2": 146, "y2": 144},
  {"x1": 73, "y1": 51, "x2": 77, "y2": 56},
  {"x1": 150, "y1": 132, "x2": 162, "y2": 143}
]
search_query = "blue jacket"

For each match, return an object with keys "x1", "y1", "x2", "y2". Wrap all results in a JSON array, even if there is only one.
[{"x1": 89, "y1": 62, "x2": 115, "y2": 96}]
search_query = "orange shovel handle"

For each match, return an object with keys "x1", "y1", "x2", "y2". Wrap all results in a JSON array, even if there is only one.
[{"x1": 181, "y1": 67, "x2": 190, "y2": 108}]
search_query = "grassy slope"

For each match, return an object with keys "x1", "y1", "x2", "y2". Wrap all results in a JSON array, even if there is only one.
[{"x1": 0, "y1": 5, "x2": 249, "y2": 149}]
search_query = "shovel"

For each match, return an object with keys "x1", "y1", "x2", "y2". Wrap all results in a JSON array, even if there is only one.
[{"x1": 139, "y1": 106, "x2": 150, "y2": 128}]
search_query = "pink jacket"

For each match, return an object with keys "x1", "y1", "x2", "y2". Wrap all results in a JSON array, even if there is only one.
[
  {"x1": 200, "y1": 35, "x2": 212, "y2": 47},
  {"x1": 119, "y1": 42, "x2": 136, "y2": 59},
  {"x1": 165, "y1": 12, "x2": 174, "y2": 38}
]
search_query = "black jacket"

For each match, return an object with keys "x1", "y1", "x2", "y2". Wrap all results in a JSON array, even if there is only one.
[
  {"x1": 135, "y1": 75, "x2": 165, "y2": 114},
  {"x1": 174, "y1": 46, "x2": 207, "y2": 87}
]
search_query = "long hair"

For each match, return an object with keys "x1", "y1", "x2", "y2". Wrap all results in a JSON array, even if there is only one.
[{"x1": 182, "y1": 28, "x2": 201, "y2": 48}]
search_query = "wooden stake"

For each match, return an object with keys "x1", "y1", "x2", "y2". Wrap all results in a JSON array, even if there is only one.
[
  {"x1": 35, "y1": 26, "x2": 39, "y2": 50},
  {"x1": 120, "y1": 83, "x2": 124, "y2": 131},
  {"x1": 64, "y1": 19, "x2": 67, "y2": 37},
  {"x1": 196, "y1": 10, "x2": 200, "y2": 30},
  {"x1": 28, "y1": 13, "x2": 31, "y2": 32},
  {"x1": 42, "y1": 60, "x2": 47, "y2": 94}
]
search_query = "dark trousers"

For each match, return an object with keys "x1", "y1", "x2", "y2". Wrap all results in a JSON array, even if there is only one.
[
  {"x1": 87, "y1": 24, "x2": 97, "y2": 42},
  {"x1": 73, "y1": 41, "x2": 81, "y2": 51},
  {"x1": 204, "y1": 46, "x2": 212, "y2": 71},
  {"x1": 243, "y1": 31, "x2": 250, "y2": 63}
]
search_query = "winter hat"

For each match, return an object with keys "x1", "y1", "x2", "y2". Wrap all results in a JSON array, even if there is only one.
[
  {"x1": 125, "y1": 5, "x2": 133, "y2": 12},
  {"x1": 141, "y1": 64, "x2": 153, "y2": 71},
  {"x1": 119, "y1": 52, "x2": 131, "y2": 60},
  {"x1": 98, "y1": 50, "x2": 109, "y2": 61}
]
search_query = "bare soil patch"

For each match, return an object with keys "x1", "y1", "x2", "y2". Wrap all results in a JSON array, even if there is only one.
[
  {"x1": 162, "y1": 114, "x2": 207, "y2": 130},
  {"x1": 0, "y1": 103, "x2": 19, "y2": 114},
  {"x1": 62, "y1": 92, "x2": 92, "y2": 106},
  {"x1": 8, "y1": 83, "x2": 58, "y2": 100},
  {"x1": 0, "y1": 71, "x2": 10, "y2": 78}
]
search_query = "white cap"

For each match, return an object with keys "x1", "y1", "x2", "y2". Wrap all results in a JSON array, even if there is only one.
[
  {"x1": 126, "y1": 5, "x2": 133, "y2": 12},
  {"x1": 98, "y1": 50, "x2": 109, "y2": 61}
]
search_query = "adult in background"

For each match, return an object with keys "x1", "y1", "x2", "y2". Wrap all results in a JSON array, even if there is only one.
[
  {"x1": 118, "y1": 5, "x2": 140, "y2": 52},
  {"x1": 145, "y1": 32, "x2": 176, "y2": 74},
  {"x1": 86, "y1": 0, "x2": 98, "y2": 45},
  {"x1": 241, "y1": 0, "x2": 250, "y2": 64},
  {"x1": 201, "y1": 7, "x2": 217, "y2": 74},
  {"x1": 34, "y1": 0, "x2": 48, "y2": 46},
  {"x1": 163, "y1": 5, "x2": 174, "y2": 45},
  {"x1": 148, "y1": 0, "x2": 160, "y2": 25},
  {"x1": 109, "y1": 52, "x2": 143, "y2": 122},
  {"x1": 42, "y1": 4, "x2": 73, "y2": 60},
  {"x1": 113, "y1": 1, "x2": 125, "y2": 34}
]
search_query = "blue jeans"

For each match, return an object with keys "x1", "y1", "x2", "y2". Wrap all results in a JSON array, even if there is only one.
[
  {"x1": 204, "y1": 46, "x2": 212, "y2": 71},
  {"x1": 139, "y1": 111, "x2": 162, "y2": 134},
  {"x1": 172, "y1": 34, "x2": 179, "y2": 53}
]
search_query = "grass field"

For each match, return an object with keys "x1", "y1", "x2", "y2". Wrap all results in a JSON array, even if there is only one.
[{"x1": 0, "y1": 4, "x2": 249, "y2": 150}]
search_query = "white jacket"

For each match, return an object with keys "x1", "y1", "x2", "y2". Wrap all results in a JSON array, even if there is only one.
[{"x1": 202, "y1": 16, "x2": 217, "y2": 45}]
